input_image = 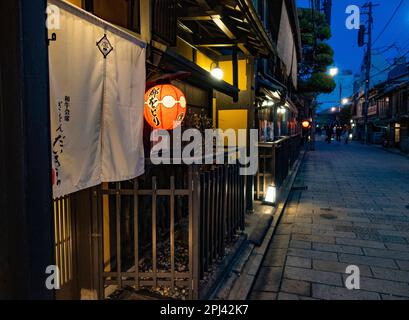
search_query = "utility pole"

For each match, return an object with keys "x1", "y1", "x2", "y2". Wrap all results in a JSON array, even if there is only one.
[{"x1": 362, "y1": 2, "x2": 374, "y2": 144}]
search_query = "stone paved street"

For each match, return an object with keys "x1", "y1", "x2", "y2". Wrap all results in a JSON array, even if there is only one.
[{"x1": 249, "y1": 138, "x2": 409, "y2": 300}]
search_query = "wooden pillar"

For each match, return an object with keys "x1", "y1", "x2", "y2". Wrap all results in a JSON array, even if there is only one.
[
  {"x1": 0, "y1": 0, "x2": 54, "y2": 299},
  {"x1": 232, "y1": 46, "x2": 239, "y2": 103}
]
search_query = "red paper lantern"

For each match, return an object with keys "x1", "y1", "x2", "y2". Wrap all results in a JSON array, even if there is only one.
[{"x1": 144, "y1": 84, "x2": 187, "y2": 130}]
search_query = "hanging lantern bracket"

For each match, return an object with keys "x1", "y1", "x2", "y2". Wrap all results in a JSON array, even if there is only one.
[{"x1": 47, "y1": 33, "x2": 57, "y2": 46}]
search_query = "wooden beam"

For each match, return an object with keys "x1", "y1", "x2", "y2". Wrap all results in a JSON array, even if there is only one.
[
  {"x1": 238, "y1": 43, "x2": 250, "y2": 55},
  {"x1": 196, "y1": 0, "x2": 212, "y2": 10},
  {"x1": 213, "y1": 17, "x2": 235, "y2": 39},
  {"x1": 193, "y1": 0, "x2": 236, "y2": 39},
  {"x1": 179, "y1": 5, "x2": 221, "y2": 21},
  {"x1": 193, "y1": 37, "x2": 245, "y2": 47},
  {"x1": 180, "y1": 15, "x2": 220, "y2": 21}
]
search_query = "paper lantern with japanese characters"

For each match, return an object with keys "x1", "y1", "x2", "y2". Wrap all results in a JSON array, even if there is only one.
[{"x1": 144, "y1": 84, "x2": 187, "y2": 130}]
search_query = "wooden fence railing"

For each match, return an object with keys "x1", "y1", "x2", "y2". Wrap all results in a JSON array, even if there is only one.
[
  {"x1": 98, "y1": 150, "x2": 245, "y2": 299},
  {"x1": 256, "y1": 134, "x2": 301, "y2": 200}
]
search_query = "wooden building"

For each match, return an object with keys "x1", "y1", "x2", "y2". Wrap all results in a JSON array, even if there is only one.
[
  {"x1": 0, "y1": 0, "x2": 303, "y2": 300},
  {"x1": 352, "y1": 59, "x2": 409, "y2": 152}
]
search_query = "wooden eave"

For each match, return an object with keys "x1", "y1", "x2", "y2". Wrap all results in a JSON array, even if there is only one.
[
  {"x1": 177, "y1": 0, "x2": 275, "y2": 57},
  {"x1": 158, "y1": 48, "x2": 240, "y2": 99}
]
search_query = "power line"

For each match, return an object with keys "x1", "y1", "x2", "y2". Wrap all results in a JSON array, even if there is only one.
[
  {"x1": 401, "y1": 48, "x2": 409, "y2": 57},
  {"x1": 372, "y1": 44, "x2": 396, "y2": 54},
  {"x1": 373, "y1": 0, "x2": 405, "y2": 45},
  {"x1": 371, "y1": 65, "x2": 394, "y2": 78}
]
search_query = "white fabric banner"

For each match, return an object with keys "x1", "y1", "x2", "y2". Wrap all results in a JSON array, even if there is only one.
[
  {"x1": 49, "y1": 0, "x2": 146, "y2": 198},
  {"x1": 277, "y1": 1, "x2": 297, "y2": 88}
]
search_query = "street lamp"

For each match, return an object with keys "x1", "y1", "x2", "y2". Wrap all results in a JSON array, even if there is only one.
[
  {"x1": 210, "y1": 62, "x2": 224, "y2": 80},
  {"x1": 302, "y1": 121, "x2": 311, "y2": 129},
  {"x1": 341, "y1": 98, "x2": 349, "y2": 105},
  {"x1": 262, "y1": 100, "x2": 275, "y2": 107},
  {"x1": 277, "y1": 107, "x2": 286, "y2": 115},
  {"x1": 329, "y1": 67, "x2": 339, "y2": 77}
]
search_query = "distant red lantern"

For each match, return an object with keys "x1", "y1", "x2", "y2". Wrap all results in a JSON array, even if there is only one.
[
  {"x1": 302, "y1": 121, "x2": 311, "y2": 129},
  {"x1": 144, "y1": 84, "x2": 187, "y2": 130}
]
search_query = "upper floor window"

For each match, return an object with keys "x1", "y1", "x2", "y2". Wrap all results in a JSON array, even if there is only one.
[
  {"x1": 84, "y1": 0, "x2": 140, "y2": 33},
  {"x1": 152, "y1": 0, "x2": 177, "y2": 46}
]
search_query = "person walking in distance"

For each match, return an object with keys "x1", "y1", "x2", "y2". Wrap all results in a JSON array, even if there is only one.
[
  {"x1": 336, "y1": 126, "x2": 342, "y2": 142},
  {"x1": 326, "y1": 125, "x2": 333, "y2": 144},
  {"x1": 345, "y1": 125, "x2": 352, "y2": 144}
]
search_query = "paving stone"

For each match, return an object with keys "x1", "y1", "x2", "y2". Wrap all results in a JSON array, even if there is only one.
[
  {"x1": 253, "y1": 267, "x2": 283, "y2": 292},
  {"x1": 312, "y1": 243, "x2": 363, "y2": 255},
  {"x1": 277, "y1": 293, "x2": 303, "y2": 300},
  {"x1": 375, "y1": 235, "x2": 406, "y2": 244},
  {"x1": 282, "y1": 216, "x2": 295, "y2": 224},
  {"x1": 312, "y1": 229, "x2": 357, "y2": 239},
  {"x1": 287, "y1": 248, "x2": 338, "y2": 261},
  {"x1": 286, "y1": 256, "x2": 312, "y2": 269},
  {"x1": 381, "y1": 294, "x2": 409, "y2": 300},
  {"x1": 281, "y1": 279, "x2": 311, "y2": 296},
  {"x1": 394, "y1": 224, "x2": 409, "y2": 232},
  {"x1": 247, "y1": 140, "x2": 409, "y2": 300},
  {"x1": 371, "y1": 267, "x2": 409, "y2": 283},
  {"x1": 312, "y1": 284, "x2": 381, "y2": 300},
  {"x1": 262, "y1": 249, "x2": 287, "y2": 267},
  {"x1": 293, "y1": 234, "x2": 336, "y2": 244},
  {"x1": 290, "y1": 240, "x2": 312, "y2": 250},
  {"x1": 310, "y1": 223, "x2": 336, "y2": 231},
  {"x1": 269, "y1": 235, "x2": 291, "y2": 249},
  {"x1": 363, "y1": 248, "x2": 409, "y2": 261},
  {"x1": 284, "y1": 266, "x2": 343, "y2": 286},
  {"x1": 353, "y1": 221, "x2": 398, "y2": 230},
  {"x1": 378, "y1": 229, "x2": 409, "y2": 239},
  {"x1": 299, "y1": 296, "x2": 320, "y2": 300},
  {"x1": 336, "y1": 237, "x2": 386, "y2": 249},
  {"x1": 284, "y1": 207, "x2": 298, "y2": 216},
  {"x1": 276, "y1": 225, "x2": 293, "y2": 235},
  {"x1": 357, "y1": 277, "x2": 409, "y2": 297},
  {"x1": 396, "y1": 260, "x2": 409, "y2": 271},
  {"x1": 292, "y1": 225, "x2": 312, "y2": 235},
  {"x1": 247, "y1": 291, "x2": 277, "y2": 301},
  {"x1": 312, "y1": 260, "x2": 373, "y2": 277},
  {"x1": 339, "y1": 253, "x2": 398, "y2": 269},
  {"x1": 294, "y1": 217, "x2": 313, "y2": 224}
]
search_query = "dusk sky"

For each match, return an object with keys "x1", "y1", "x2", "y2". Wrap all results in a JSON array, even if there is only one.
[{"x1": 297, "y1": 0, "x2": 409, "y2": 74}]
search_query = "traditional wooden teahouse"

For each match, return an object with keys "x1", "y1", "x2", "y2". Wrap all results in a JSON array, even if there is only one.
[
  {"x1": 351, "y1": 58, "x2": 409, "y2": 153},
  {"x1": 0, "y1": 0, "x2": 303, "y2": 300}
]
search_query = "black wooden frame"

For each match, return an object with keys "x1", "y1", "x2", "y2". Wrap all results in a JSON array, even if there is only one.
[{"x1": 84, "y1": 0, "x2": 141, "y2": 34}]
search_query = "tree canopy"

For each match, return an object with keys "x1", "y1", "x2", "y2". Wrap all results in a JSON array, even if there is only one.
[{"x1": 298, "y1": 8, "x2": 336, "y2": 96}]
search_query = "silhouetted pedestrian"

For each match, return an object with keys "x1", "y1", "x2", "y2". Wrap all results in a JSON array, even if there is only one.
[
  {"x1": 345, "y1": 126, "x2": 352, "y2": 144},
  {"x1": 326, "y1": 126, "x2": 332, "y2": 144},
  {"x1": 336, "y1": 126, "x2": 342, "y2": 142}
]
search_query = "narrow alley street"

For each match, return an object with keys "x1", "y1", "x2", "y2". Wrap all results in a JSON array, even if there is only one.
[
  {"x1": 5, "y1": 0, "x2": 409, "y2": 306},
  {"x1": 249, "y1": 139, "x2": 409, "y2": 300}
]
